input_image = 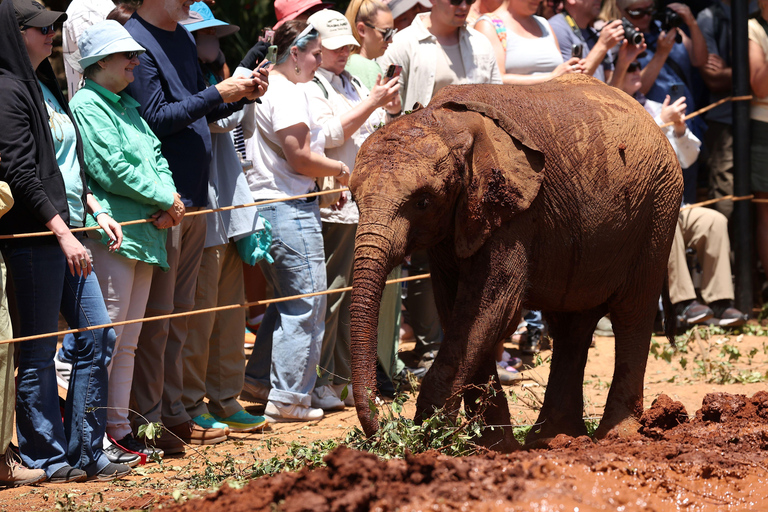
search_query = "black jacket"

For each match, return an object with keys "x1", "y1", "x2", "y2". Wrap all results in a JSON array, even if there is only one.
[{"x1": 0, "y1": 0, "x2": 89, "y2": 244}]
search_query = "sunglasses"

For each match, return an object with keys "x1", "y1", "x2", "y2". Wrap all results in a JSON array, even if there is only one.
[
  {"x1": 627, "y1": 61, "x2": 642, "y2": 72},
  {"x1": 22, "y1": 24, "x2": 55, "y2": 35},
  {"x1": 626, "y1": 6, "x2": 656, "y2": 18},
  {"x1": 449, "y1": 0, "x2": 477, "y2": 5},
  {"x1": 123, "y1": 51, "x2": 140, "y2": 60},
  {"x1": 363, "y1": 22, "x2": 397, "y2": 42}
]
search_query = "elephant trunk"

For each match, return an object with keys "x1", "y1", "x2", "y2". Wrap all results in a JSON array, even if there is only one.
[{"x1": 350, "y1": 223, "x2": 403, "y2": 436}]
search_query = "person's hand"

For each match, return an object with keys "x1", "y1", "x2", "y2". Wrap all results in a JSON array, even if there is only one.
[
  {"x1": 384, "y1": 92, "x2": 401, "y2": 116},
  {"x1": 552, "y1": 57, "x2": 586, "y2": 77},
  {"x1": 597, "y1": 19, "x2": 625, "y2": 49},
  {"x1": 216, "y1": 73, "x2": 266, "y2": 103},
  {"x1": 370, "y1": 74, "x2": 401, "y2": 110},
  {"x1": 166, "y1": 193, "x2": 186, "y2": 226},
  {"x1": 245, "y1": 67, "x2": 269, "y2": 101},
  {"x1": 660, "y1": 94, "x2": 687, "y2": 136},
  {"x1": 331, "y1": 193, "x2": 348, "y2": 211},
  {"x1": 657, "y1": 29, "x2": 677, "y2": 57},
  {"x1": 151, "y1": 210, "x2": 174, "y2": 230},
  {"x1": 703, "y1": 53, "x2": 726, "y2": 74},
  {"x1": 95, "y1": 213, "x2": 123, "y2": 252},
  {"x1": 615, "y1": 39, "x2": 647, "y2": 71},
  {"x1": 335, "y1": 162, "x2": 350, "y2": 187},
  {"x1": 667, "y1": 2, "x2": 696, "y2": 26},
  {"x1": 58, "y1": 231, "x2": 91, "y2": 277}
]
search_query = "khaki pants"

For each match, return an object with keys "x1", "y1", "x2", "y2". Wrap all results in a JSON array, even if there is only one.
[
  {"x1": 0, "y1": 257, "x2": 14, "y2": 451},
  {"x1": 131, "y1": 213, "x2": 206, "y2": 429},
  {"x1": 668, "y1": 207, "x2": 734, "y2": 305},
  {"x1": 182, "y1": 242, "x2": 245, "y2": 419}
]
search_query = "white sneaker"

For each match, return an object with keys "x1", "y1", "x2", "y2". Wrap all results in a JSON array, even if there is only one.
[
  {"x1": 264, "y1": 401, "x2": 324, "y2": 423},
  {"x1": 332, "y1": 383, "x2": 354, "y2": 407},
  {"x1": 239, "y1": 378, "x2": 270, "y2": 403},
  {"x1": 54, "y1": 351, "x2": 72, "y2": 390},
  {"x1": 311, "y1": 385, "x2": 345, "y2": 411}
]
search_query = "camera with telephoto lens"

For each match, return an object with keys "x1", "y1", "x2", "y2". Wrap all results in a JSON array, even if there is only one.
[
  {"x1": 657, "y1": 8, "x2": 683, "y2": 43},
  {"x1": 621, "y1": 18, "x2": 644, "y2": 45}
]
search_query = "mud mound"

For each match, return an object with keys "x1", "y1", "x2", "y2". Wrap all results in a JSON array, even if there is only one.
[{"x1": 172, "y1": 392, "x2": 768, "y2": 511}]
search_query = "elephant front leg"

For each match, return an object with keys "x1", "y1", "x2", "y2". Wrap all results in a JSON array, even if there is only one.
[{"x1": 526, "y1": 308, "x2": 606, "y2": 447}]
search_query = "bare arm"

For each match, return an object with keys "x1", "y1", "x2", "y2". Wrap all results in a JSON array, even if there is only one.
[
  {"x1": 338, "y1": 77, "x2": 400, "y2": 139},
  {"x1": 639, "y1": 29, "x2": 676, "y2": 94},
  {"x1": 276, "y1": 123, "x2": 350, "y2": 186},
  {"x1": 668, "y1": 3, "x2": 708, "y2": 68},
  {"x1": 750, "y1": 39, "x2": 768, "y2": 98},
  {"x1": 584, "y1": 20, "x2": 624, "y2": 77},
  {"x1": 699, "y1": 53, "x2": 732, "y2": 93}
]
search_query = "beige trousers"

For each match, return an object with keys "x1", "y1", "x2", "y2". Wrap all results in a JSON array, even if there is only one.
[
  {"x1": 0, "y1": 257, "x2": 14, "y2": 451},
  {"x1": 182, "y1": 242, "x2": 245, "y2": 419},
  {"x1": 668, "y1": 207, "x2": 734, "y2": 305}
]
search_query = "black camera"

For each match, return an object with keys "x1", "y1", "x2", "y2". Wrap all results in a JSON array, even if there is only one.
[
  {"x1": 621, "y1": 18, "x2": 644, "y2": 45},
  {"x1": 657, "y1": 8, "x2": 683, "y2": 43}
]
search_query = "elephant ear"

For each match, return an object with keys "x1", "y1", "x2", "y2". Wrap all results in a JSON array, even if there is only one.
[{"x1": 441, "y1": 101, "x2": 546, "y2": 259}]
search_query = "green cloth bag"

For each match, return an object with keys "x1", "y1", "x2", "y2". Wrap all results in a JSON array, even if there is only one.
[{"x1": 236, "y1": 217, "x2": 274, "y2": 265}]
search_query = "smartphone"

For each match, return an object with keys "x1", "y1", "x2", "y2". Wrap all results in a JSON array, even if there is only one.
[
  {"x1": 571, "y1": 43, "x2": 583, "y2": 59},
  {"x1": 669, "y1": 83, "x2": 685, "y2": 104},
  {"x1": 257, "y1": 45, "x2": 278, "y2": 71},
  {"x1": 385, "y1": 64, "x2": 402, "y2": 81}
]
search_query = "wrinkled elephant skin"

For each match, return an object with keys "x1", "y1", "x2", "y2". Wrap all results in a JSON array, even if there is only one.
[{"x1": 348, "y1": 75, "x2": 683, "y2": 451}]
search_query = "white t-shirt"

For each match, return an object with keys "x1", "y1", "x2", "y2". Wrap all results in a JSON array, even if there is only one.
[{"x1": 244, "y1": 74, "x2": 326, "y2": 200}]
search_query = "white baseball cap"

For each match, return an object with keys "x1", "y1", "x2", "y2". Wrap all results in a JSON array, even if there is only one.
[
  {"x1": 307, "y1": 9, "x2": 360, "y2": 50},
  {"x1": 387, "y1": 0, "x2": 431, "y2": 19}
]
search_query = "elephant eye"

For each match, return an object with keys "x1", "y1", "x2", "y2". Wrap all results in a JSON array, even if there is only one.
[{"x1": 416, "y1": 195, "x2": 430, "y2": 210}]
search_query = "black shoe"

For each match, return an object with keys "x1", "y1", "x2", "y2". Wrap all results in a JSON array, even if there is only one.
[
  {"x1": 113, "y1": 433, "x2": 164, "y2": 463},
  {"x1": 709, "y1": 300, "x2": 748, "y2": 327},
  {"x1": 675, "y1": 300, "x2": 714, "y2": 326},
  {"x1": 104, "y1": 439, "x2": 141, "y2": 467},
  {"x1": 48, "y1": 465, "x2": 87, "y2": 483},
  {"x1": 520, "y1": 327, "x2": 542, "y2": 355},
  {"x1": 392, "y1": 367, "x2": 426, "y2": 393},
  {"x1": 92, "y1": 462, "x2": 131, "y2": 481}
]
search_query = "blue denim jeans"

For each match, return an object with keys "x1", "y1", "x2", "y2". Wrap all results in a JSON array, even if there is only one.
[
  {"x1": 244, "y1": 199, "x2": 326, "y2": 407},
  {"x1": 3, "y1": 243, "x2": 114, "y2": 477}
]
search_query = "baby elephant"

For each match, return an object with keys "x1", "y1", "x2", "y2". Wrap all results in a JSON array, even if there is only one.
[{"x1": 349, "y1": 75, "x2": 683, "y2": 451}]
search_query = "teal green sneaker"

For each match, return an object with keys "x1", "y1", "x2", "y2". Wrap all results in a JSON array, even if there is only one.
[
  {"x1": 212, "y1": 410, "x2": 268, "y2": 433},
  {"x1": 191, "y1": 413, "x2": 230, "y2": 432}
]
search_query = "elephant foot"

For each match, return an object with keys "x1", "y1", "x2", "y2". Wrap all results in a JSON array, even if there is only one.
[
  {"x1": 594, "y1": 415, "x2": 641, "y2": 440},
  {"x1": 524, "y1": 415, "x2": 589, "y2": 447},
  {"x1": 475, "y1": 426, "x2": 521, "y2": 453}
]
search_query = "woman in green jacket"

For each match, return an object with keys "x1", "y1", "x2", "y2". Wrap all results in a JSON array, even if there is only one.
[{"x1": 69, "y1": 20, "x2": 184, "y2": 463}]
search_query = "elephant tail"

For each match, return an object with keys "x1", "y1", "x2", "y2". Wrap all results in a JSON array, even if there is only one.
[{"x1": 661, "y1": 276, "x2": 676, "y2": 345}]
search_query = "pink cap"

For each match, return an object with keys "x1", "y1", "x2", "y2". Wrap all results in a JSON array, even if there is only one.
[{"x1": 274, "y1": 0, "x2": 335, "y2": 29}]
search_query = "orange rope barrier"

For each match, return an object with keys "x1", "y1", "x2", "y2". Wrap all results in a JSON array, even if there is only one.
[
  {"x1": 659, "y1": 95, "x2": 753, "y2": 128},
  {"x1": 0, "y1": 273, "x2": 430, "y2": 345}
]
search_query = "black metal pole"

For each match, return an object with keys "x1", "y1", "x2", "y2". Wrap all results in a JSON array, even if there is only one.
[{"x1": 732, "y1": 0, "x2": 753, "y2": 314}]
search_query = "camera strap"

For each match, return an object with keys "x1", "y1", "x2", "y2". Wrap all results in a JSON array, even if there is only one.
[{"x1": 564, "y1": 11, "x2": 587, "y2": 44}]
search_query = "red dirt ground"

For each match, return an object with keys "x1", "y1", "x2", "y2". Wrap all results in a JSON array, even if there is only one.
[{"x1": 171, "y1": 391, "x2": 768, "y2": 512}]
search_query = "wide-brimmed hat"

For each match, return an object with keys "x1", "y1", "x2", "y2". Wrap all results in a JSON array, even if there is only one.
[
  {"x1": 386, "y1": 0, "x2": 431, "y2": 20},
  {"x1": 180, "y1": 2, "x2": 239, "y2": 38},
  {"x1": 274, "y1": 0, "x2": 334, "y2": 29},
  {"x1": 78, "y1": 20, "x2": 145, "y2": 70},
  {"x1": 308, "y1": 9, "x2": 359, "y2": 50},
  {"x1": 13, "y1": 0, "x2": 66, "y2": 28}
]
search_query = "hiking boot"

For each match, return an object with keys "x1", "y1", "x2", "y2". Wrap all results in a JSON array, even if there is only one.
[
  {"x1": 212, "y1": 410, "x2": 268, "y2": 433},
  {"x1": 48, "y1": 465, "x2": 87, "y2": 483},
  {"x1": 709, "y1": 300, "x2": 748, "y2": 327},
  {"x1": 53, "y1": 351, "x2": 72, "y2": 390},
  {"x1": 675, "y1": 300, "x2": 714, "y2": 326},
  {"x1": 103, "y1": 437, "x2": 140, "y2": 467},
  {"x1": 311, "y1": 385, "x2": 345, "y2": 411},
  {"x1": 112, "y1": 433, "x2": 164, "y2": 463},
  {"x1": 239, "y1": 379, "x2": 270, "y2": 404},
  {"x1": 167, "y1": 420, "x2": 228, "y2": 446},
  {"x1": 91, "y1": 462, "x2": 131, "y2": 481},
  {"x1": 264, "y1": 401, "x2": 324, "y2": 423},
  {"x1": 0, "y1": 447, "x2": 46, "y2": 487},
  {"x1": 520, "y1": 327, "x2": 542, "y2": 355},
  {"x1": 191, "y1": 413, "x2": 231, "y2": 433}
]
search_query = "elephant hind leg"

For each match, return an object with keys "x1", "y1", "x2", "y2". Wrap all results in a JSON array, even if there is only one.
[
  {"x1": 462, "y1": 356, "x2": 519, "y2": 453},
  {"x1": 526, "y1": 307, "x2": 607, "y2": 447}
]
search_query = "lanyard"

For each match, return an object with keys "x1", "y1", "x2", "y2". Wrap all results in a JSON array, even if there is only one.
[{"x1": 564, "y1": 11, "x2": 587, "y2": 44}]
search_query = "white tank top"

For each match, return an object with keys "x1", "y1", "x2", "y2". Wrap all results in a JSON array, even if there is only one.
[{"x1": 504, "y1": 15, "x2": 563, "y2": 75}]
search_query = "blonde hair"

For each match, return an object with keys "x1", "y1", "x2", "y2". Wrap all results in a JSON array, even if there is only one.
[
  {"x1": 599, "y1": 0, "x2": 623, "y2": 21},
  {"x1": 345, "y1": 0, "x2": 390, "y2": 54}
]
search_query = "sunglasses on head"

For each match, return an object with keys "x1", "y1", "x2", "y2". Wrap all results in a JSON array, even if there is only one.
[
  {"x1": 626, "y1": 6, "x2": 656, "y2": 18},
  {"x1": 22, "y1": 24, "x2": 55, "y2": 35},
  {"x1": 449, "y1": 0, "x2": 477, "y2": 6},
  {"x1": 363, "y1": 22, "x2": 397, "y2": 42},
  {"x1": 627, "y1": 61, "x2": 642, "y2": 72}
]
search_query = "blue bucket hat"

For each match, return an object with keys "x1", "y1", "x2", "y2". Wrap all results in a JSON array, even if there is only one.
[
  {"x1": 78, "y1": 20, "x2": 145, "y2": 70},
  {"x1": 181, "y1": 2, "x2": 239, "y2": 38}
]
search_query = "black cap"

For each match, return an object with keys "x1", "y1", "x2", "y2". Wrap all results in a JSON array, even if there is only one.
[{"x1": 13, "y1": 0, "x2": 66, "y2": 28}]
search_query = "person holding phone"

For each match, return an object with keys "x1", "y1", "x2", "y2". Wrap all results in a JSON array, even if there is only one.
[
  {"x1": 304, "y1": 9, "x2": 400, "y2": 410},
  {"x1": 345, "y1": 0, "x2": 397, "y2": 90}
]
